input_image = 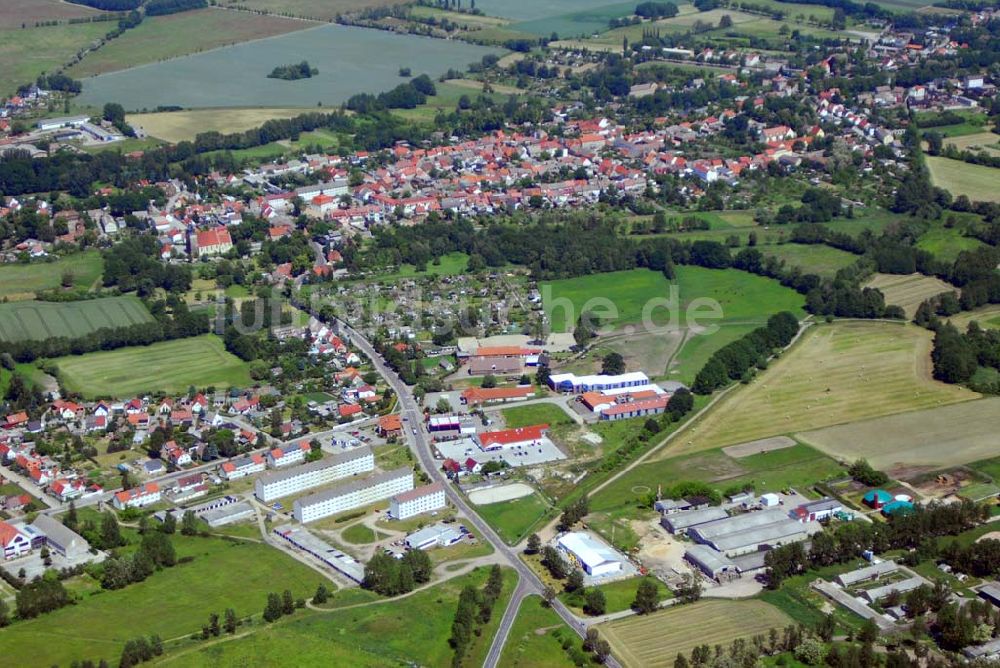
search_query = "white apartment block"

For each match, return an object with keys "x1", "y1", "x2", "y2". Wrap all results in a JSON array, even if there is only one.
[
  {"x1": 389, "y1": 481, "x2": 447, "y2": 520},
  {"x1": 294, "y1": 467, "x2": 413, "y2": 523},
  {"x1": 254, "y1": 447, "x2": 374, "y2": 503}
]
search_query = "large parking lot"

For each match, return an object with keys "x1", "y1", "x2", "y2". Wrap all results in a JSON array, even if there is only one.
[{"x1": 434, "y1": 436, "x2": 566, "y2": 468}]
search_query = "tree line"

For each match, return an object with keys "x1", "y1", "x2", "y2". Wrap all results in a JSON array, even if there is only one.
[
  {"x1": 449, "y1": 565, "x2": 503, "y2": 666},
  {"x1": 692, "y1": 311, "x2": 799, "y2": 394},
  {"x1": 362, "y1": 548, "x2": 433, "y2": 596}
]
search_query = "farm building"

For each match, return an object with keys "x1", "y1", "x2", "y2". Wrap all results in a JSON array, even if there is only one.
[
  {"x1": 789, "y1": 498, "x2": 842, "y2": 523},
  {"x1": 548, "y1": 371, "x2": 651, "y2": 393},
  {"x1": 254, "y1": 447, "x2": 374, "y2": 503},
  {"x1": 881, "y1": 500, "x2": 914, "y2": 516},
  {"x1": 979, "y1": 583, "x2": 1000, "y2": 608},
  {"x1": 293, "y1": 467, "x2": 413, "y2": 523},
  {"x1": 389, "y1": 481, "x2": 446, "y2": 520},
  {"x1": 460, "y1": 386, "x2": 535, "y2": 406},
  {"x1": 688, "y1": 509, "x2": 810, "y2": 557},
  {"x1": 685, "y1": 544, "x2": 739, "y2": 580},
  {"x1": 862, "y1": 576, "x2": 926, "y2": 603},
  {"x1": 557, "y1": 532, "x2": 626, "y2": 578},
  {"x1": 600, "y1": 396, "x2": 669, "y2": 421},
  {"x1": 467, "y1": 356, "x2": 523, "y2": 375},
  {"x1": 660, "y1": 506, "x2": 729, "y2": 535},
  {"x1": 835, "y1": 560, "x2": 898, "y2": 587}
]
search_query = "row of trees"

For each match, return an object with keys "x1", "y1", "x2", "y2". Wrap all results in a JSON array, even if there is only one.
[
  {"x1": 262, "y1": 589, "x2": 303, "y2": 622},
  {"x1": 692, "y1": 311, "x2": 799, "y2": 394},
  {"x1": 449, "y1": 565, "x2": 503, "y2": 666},
  {"x1": 930, "y1": 321, "x2": 1000, "y2": 393},
  {"x1": 100, "y1": 531, "x2": 177, "y2": 590}
]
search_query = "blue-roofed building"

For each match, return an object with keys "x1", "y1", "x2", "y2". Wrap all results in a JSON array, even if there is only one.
[
  {"x1": 881, "y1": 500, "x2": 914, "y2": 516},
  {"x1": 863, "y1": 489, "x2": 892, "y2": 510}
]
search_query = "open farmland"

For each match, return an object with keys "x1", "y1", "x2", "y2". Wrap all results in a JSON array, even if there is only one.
[
  {"x1": 916, "y1": 224, "x2": 988, "y2": 262},
  {"x1": 67, "y1": 8, "x2": 313, "y2": 78},
  {"x1": 0, "y1": 296, "x2": 152, "y2": 342},
  {"x1": 600, "y1": 599, "x2": 792, "y2": 667},
  {"x1": 927, "y1": 156, "x2": 1000, "y2": 203},
  {"x1": 798, "y1": 397, "x2": 1000, "y2": 472},
  {"x1": 543, "y1": 266, "x2": 803, "y2": 333},
  {"x1": 128, "y1": 107, "x2": 311, "y2": 143},
  {"x1": 55, "y1": 334, "x2": 252, "y2": 398},
  {"x1": 157, "y1": 568, "x2": 515, "y2": 668},
  {"x1": 0, "y1": 0, "x2": 103, "y2": 29},
  {"x1": 221, "y1": 0, "x2": 412, "y2": 21},
  {"x1": 759, "y1": 243, "x2": 859, "y2": 278},
  {"x1": 948, "y1": 305, "x2": 1000, "y2": 331},
  {"x1": 0, "y1": 533, "x2": 324, "y2": 668},
  {"x1": 944, "y1": 132, "x2": 1000, "y2": 155},
  {"x1": 866, "y1": 273, "x2": 956, "y2": 317},
  {"x1": 661, "y1": 321, "x2": 978, "y2": 459},
  {"x1": 0, "y1": 251, "x2": 103, "y2": 300},
  {"x1": 0, "y1": 21, "x2": 110, "y2": 96}
]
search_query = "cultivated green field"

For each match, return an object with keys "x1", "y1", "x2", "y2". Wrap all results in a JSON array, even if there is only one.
[
  {"x1": 501, "y1": 403, "x2": 574, "y2": 428},
  {"x1": 926, "y1": 156, "x2": 1000, "y2": 203},
  {"x1": 759, "y1": 243, "x2": 858, "y2": 278},
  {"x1": 0, "y1": 251, "x2": 103, "y2": 300},
  {"x1": 0, "y1": 295, "x2": 152, "y2": 342},
  {"x1": 865, "y1": 272, "x2": 956, "y2": 318},
  {"x1": 55, "y1": 334, "x2": 253, "y2": 398},
  {"x1": 222, "y1": 0, "x2": 412, "y2": 21},
  {"x1": 67, "y1": 9, "x2": 312, "y2": 78},
  {"x1": 600, "y1": 599, "x2": 792, "y2": 667},
  {"x1": 376, "y1": 251, "x2": 471, "y2": 280},
  {"x1": 592, "y1": 442, "x2": 844, "y2": 513},
  {"x1": 129, "y1": 107, "x2": 310, "y2": 143},
  {"x1": 799, "y1": 396, "x2": 1000, "y2": 472},
  {"x1": 499, "y1": 595, "x2": 578, "y2": 668},
  {"x1": 472, "y1": 491, "x2": 550, "y2": 545},
  {"x1": 0, "y1": 0, "x2": 104, "y2": 30},
  {"x1": 158, "y1": 567, "x2": 515, "y2": 667},
  {"x1": 0, "y1": 21, "x2": 110, "y2": 96},
  {"x1": 0, "y1": 533, "x2": 324, "y2": 667},
  {"x1": 665, "y1": 321, "x2": 978, "y2": 459},
  {"x1": 543, "y1": 266, "x2": 804, "y2": 333}
]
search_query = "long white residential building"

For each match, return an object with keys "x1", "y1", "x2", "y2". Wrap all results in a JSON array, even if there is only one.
[
  {"x1": 389, "y1": 481, "x2": 447, "y2": 520},
  {"x1": 293, "y1": 467, "x2": 413, "y2": 523},
  {"x1": 254, "y1": 447, "x2": 374, "y2": 503}
]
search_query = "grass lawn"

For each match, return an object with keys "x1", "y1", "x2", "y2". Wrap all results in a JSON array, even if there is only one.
[
  {"x1": 499, "y1": 595, "x2": 579, "y2": 668},
  {"x1": 759, "y1": 243, "x2": 858, "y2": 278},
  {"x1": 67, "y1": 9, "x2": 313, "y2": 78},
  {"x1": 799, "y1": 396, "x2": 1000, "y2": 473},
  {"x1": 560, "y1": 576, "x2": 669, "y2": 616},
  {"x1": 667, "y1": 323, "x2": 758, "y2": 385},
  {"x1": 158, "y1": 566, "x2": 515, "y2": 667},
  {"x1": 128, "y1": 107, "x2": 312, "y2": 143},
  {"x1": 501, "y1": 403, "x2": 574, "y2": 428},
  {"x1": 926, "y1": 156, "x2": 1000, "y2": 203},
  {"x1": 0, "y1": 22, "x2": 109, "y2": 96},
  {"x1": 665, "y1": 321, "x2": 978, "y2": 459},
  {"x1": 0, "y1": 534, "x2": 324, "y2": 667},
  {"x1": 340, "y1": 522, "x2": 386, "y2": 544},
  {"x1": 543, "y1": 266, "x2": 804, "y2": 333},
  {"x1": 375, "y1": 251, "x2": 470, "y2": 280},
  {"x1": 592, "y1": 442, "x2": 844, "y2": 513},
  {"x1": 865, "y1": 273, "x2": 957, "y2": 318},
  {"x1": 0, "y1": 363, "x2": 53, "y2": 395},
  {"x1": 55, "y1": 334, "x2": 253, "y2": 398},
  {"x1": 0, "y1": 295, "x2": 152, "y2": 343},
  {"x1": 0, "y1": 251, "x2": 103, "y2": 300},
  {"x1": 599, "y1": 599, "x2": 792, "y2": 667},
  {"x1": 473, "y1": 491, "x2": 550, "y2": 545},
  {"x1": 916, "y1": 225, "x2": 988, "y2": 262}
]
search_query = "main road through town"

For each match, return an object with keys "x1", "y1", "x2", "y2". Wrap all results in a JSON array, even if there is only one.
[{"x1": 332, "y1": 319, "x2": 622, "y2": 668}]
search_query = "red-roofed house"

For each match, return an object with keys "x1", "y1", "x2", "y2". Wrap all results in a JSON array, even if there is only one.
[
  {"x1": 339, "y1": 403, "x2": 363, "y2": 419},
  {"x1": 161, "y1": 440, "x2": 192, "y2": 467},
  {"x1": 113, "y1": 483, "x2": 161, "y2": 510},
  {"x1": 194, "y1": 227, "x2": 233, "y2": 257},
  {"x1": 378, "y1": 414, "x2": 402, "y2": 437},
  {"x1": 0, "y1": 521, "x2": 31, "y2": 560},
  {"x1": 459, "y1": 386, "x2": 535, "y2": 406},
  {"x1": 218, "y1": 453, "x2": 266, "y2": 480}
]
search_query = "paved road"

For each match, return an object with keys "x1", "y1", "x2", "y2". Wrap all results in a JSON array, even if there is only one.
[{"x1": 331, "y1": 318, "x2": 618, "y2": 668}]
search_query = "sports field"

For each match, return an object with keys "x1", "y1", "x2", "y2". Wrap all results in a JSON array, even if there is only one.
[
  {"x1": 0, "y1": 21, "x2": 110, "y2": 96},
  {"x1": 0, "y1": 533, "x2": 324, "y2": 668},
  {"x1": 67, "y1": 8, "x2": 312, "y2": 78},
  {"x1": 0, "y1": 251, "x2": 103, "y2": 300},
  {"x1": 663, "y1": 321, "x2": 978, "y2": 459},
  {"x1": 600, "y1": 599, "x2": 792, "y2": 667},
  {"x1": 926, "y1": 156, "x2": 1000, "y2": 203},
  {"x1": 866, "y1": 272, "x2": 956, "y2": 318},
  {"x1": 55, "y1": 334, "x2": 253, "y2": 398},
  {"x1": 798, "y1": 397, "x2": 1000, "y2": 472},
  {"x1": 0, "y1": 295, "x2": 152, "y2": 343},
  {"x1": 129, "y1": 107, "x2": 310, "y2": 143},
  {"x1": 543, "y1": 266, "x2": 803, "y2": 333}
]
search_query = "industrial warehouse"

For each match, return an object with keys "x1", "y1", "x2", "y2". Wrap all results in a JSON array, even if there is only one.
[
  {"x1": 293, "y1": 467, "x2": 414, "y2": 523},
  {"x1": 254, "y1": 446, "x2": 375, "y2": 503}
]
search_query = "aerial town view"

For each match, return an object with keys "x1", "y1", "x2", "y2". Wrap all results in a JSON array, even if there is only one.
[{"x1": 2, "y1": 0, "x2": 1000, "y2": 666}]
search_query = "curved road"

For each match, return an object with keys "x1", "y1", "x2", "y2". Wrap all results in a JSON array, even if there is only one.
[{"x1": 331, "y1": 318, "x2": 616, "y2": 668}]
